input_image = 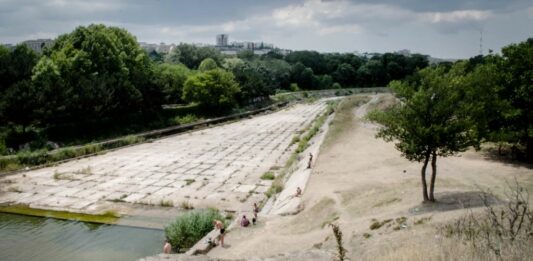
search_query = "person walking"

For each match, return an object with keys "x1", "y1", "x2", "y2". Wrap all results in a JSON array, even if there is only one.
[{"x1": 213, "y1": 219, "x2": 225, "y2": 247}]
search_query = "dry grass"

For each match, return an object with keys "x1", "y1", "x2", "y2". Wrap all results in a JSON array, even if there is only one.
[{"x1": 323, "y1": 95, "x2": 371, "y2": 147}]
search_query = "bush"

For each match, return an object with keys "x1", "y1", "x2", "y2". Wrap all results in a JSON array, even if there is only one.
[
  {"x1": 289, "y1": 83, "x2": 300, "y2": 92},
  {"x1": 164, "y1": 208, "x2": 226, "y2": 252},
  {"x1": 260, "y1": 171, "x2": 275, "y2": 180},
  {"x1": 173, "y1": 114, "x2": 199, "y2": 125}
]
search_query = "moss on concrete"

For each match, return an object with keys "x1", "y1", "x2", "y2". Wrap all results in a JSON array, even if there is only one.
[{"x1": 0, "y1": 204, "x2": 120, "y2": 224}]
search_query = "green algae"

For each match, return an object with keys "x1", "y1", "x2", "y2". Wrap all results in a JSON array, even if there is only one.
[{"x1": 0, "y1": 204, "x2": 120, "y2": 224}]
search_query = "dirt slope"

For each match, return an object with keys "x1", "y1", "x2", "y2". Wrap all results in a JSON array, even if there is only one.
[{"x1": 208, "y1": 94, "x2": 533, "y2": 260}]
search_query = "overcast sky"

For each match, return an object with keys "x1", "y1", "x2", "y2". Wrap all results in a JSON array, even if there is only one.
[{"x1": 1, "y1": 0, "x2": 532, "y2": 58}]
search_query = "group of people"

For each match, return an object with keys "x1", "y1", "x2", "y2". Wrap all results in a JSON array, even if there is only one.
[
  {"x1": 164, "y1": 202, "x2": 260, "y2": 253},
  {"x1": 163, "y1": 153, "x2": 315, "y2": 253},
  {"x1": 240, "y1": 202, "x2": 260, "y2": 228}
]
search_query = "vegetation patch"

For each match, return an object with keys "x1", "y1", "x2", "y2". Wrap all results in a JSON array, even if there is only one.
[
  {"x1": 264, "y1": 101, "x2": 339, "y2": 199},
  {"x1": 441, "y1": 182, "x2": 533, "y2": 260},
  {"x1": 0, "y1": 204, "x2": 120, "y2": 224},
  {"x1": 260, "y1": 171, "x2": 275, "y2": 180},
  {"x1": 369, "y1": 218, "x2": 393, "y2": 230},
  {"x1": 180, "y1": 201, "x2": 194, "y2": 210},
  {"x1": 160, "y1": 200, "x2": 174, "y2": 207},
  {"x1": 323, "y1": 95, "x2": 371, "y2": 147},
  {"x1": 372, "y1": 197, "x2": 401, "y2": 208},
  {"x1": 414, "y1": 216, "x2": 432, "y2": 225},
  {"x1": 165, "y1": 208, "x2": 227, "y2": 252}
]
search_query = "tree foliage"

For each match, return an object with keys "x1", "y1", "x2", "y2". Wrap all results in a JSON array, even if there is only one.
[
  {"x1": 153, "y1": 63, "x2": 191, "y2": 104},
  {"x1": 167, "y1": 43, "x2": 222, "y2": 69},
  {"x1": 368, "y1": 63, "x2": 496, "y2": 201},
  {"x1": 35, "y1": 24, "x2": 160, "y2": 123},
  {"x1": 499, "y1": 39, "x2": 533, "y2": 161},
  {"x1": 182, "y1": 68, "x2": 240, "y2": 110}
]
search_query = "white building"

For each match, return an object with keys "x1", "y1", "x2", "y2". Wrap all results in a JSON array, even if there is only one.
[{"x1": 22, "y1": 39, "x2": 53, "y2": 53}]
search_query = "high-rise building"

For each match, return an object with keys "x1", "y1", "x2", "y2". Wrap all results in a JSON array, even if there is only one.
[{"x1": 216, "y1": 34, "x2": 228, "y2": 46}]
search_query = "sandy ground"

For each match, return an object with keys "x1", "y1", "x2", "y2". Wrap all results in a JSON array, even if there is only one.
[{"x1": 207, "y1": 94, "x2": 533, "y2": 260}]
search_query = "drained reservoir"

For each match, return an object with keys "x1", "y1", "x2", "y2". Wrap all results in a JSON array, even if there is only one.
[{"x1": 0, "y1": 213, "x2": 164, "y2": 261}]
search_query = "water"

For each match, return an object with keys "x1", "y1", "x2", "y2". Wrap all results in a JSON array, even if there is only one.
[{"x1": 0, "y1": 213, "x2": 164, "y2": 261}]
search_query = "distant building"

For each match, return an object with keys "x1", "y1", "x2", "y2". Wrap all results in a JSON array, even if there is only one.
[
  {"x1": 139, "y1": 42, "x2": 176, "y2": 54},
  {"x1": 216, "y1": 34, "x2": 228, "y2": 46},
  {"x1": 213, "y1": 34, "x2": 285, "y2": 56},
  {"x1": 22, "y1": 39, "x2": 53, "y2": 53},
  {"x1": 1, "y1": 43, "x2": 14, "y2": 50}
]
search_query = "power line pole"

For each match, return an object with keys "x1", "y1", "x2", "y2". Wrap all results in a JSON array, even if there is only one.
[{"x1": 479, "y1": 29, "x2": 483, "y2": 56}]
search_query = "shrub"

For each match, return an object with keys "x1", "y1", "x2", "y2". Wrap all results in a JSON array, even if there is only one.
[
  {"x1": 260, "y1": 171, "x2": 275, "y2": 180},
  {"x1": 173, "y1": 114, "x2": 199, "y2": 125},
  {"x1": 289, "y1": 83, "x2": 300, "y2": 92},
  {"x1": 165, "y1": 208, "x2": 226, "y2": 252}
]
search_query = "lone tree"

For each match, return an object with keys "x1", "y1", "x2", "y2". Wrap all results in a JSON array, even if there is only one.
[{"x1": 368, "y1": 63, "x2": 496, "y2": 202}]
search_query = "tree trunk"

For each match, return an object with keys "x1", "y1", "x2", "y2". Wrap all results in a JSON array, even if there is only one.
[
  {"x1": 420, "y1": 151, "x2": 430, "y2": 202},
  {"x1": 429, "y1": 150, "x2": 437, "y2": 202}
]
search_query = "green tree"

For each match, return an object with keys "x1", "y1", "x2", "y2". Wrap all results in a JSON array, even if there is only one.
[
  {"x1": 499, "y1": 38, "x2": 533, "y2": 162},
  {"x1": 333, "y1": 63, "x2": 356, "y2": 86},
  {"x1": 182, "y1": 68, "x2": 240, "y2": 110},
  {"x1": 237, "y1": 50, "x2": 255, "y2": 60},
  {"x1": 368, "y1": 64, "x2": 487, "y2": 202},
  {"x1": 36, "y1": 24, "x2": 160, "y2": 123},
  {"x1": 167, "y1": 44, "x2": 222, "y2": 69},
  {"x1": 198, "y1": 58, "x2": 218, "y2": 72},
  {"x1": 153, "y1": 63, "x2": 191, "y2": 104}
]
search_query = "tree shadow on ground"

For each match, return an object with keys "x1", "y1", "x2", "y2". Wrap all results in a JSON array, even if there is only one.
[
  {"x1": 480, "y1": 147, "x2": 533, "y2": 170},
  {"x1": 409, "y1": 191, "x2": 501, "y2": 215}
]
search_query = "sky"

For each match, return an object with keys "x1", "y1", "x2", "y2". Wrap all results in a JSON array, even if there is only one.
[{"x1": 0, "y1": 0, "x2": 532, "y2": 59}]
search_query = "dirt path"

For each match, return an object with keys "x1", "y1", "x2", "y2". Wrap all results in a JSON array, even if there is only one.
[{"x1": 207, "y1": 94, "x2": 533, "y2": 260}]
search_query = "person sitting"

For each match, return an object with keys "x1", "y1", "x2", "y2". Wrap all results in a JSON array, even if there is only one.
[
  {"x1": 240, "y1": 215, "x2": 250, "y2": 227},
  {"x1": 295, "y1": 186, "x2": 302, "y2": 197},
  {"x1": 163, "y1": 239, "x2": 172, "y2": 254}
]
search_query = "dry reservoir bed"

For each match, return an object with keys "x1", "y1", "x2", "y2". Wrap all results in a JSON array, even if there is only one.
[{"x1": 0, "y1": 101, "x2": 327, "y2": 215}]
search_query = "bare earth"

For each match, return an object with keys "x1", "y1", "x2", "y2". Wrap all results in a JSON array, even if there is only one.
[
  {"x1": 207, "y1": 94, "x2": 533, "y2": 260},
  {"x1": 0, "y1": 101, "x2": 328, "y2": 218}
]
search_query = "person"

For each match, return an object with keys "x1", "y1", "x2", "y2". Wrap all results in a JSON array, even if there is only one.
[
  {"x1": 253, "y1": 203, "x2": 259, "y2": 220},
  {"x1": 307, "y1": 153, "x2": 313, "y2": 169},
  {"x1": 240, "y1": 215, "x2": 250, "y2": 227},
  {"x1": 213, "y1": 219, "x2": 225, "y2": 246},
  {"x1": 295, "y1": 186, "x2": 302, "y2": 197},
  {"x1": 163, "y1": 239, "x2": 172, "y2": 254}
]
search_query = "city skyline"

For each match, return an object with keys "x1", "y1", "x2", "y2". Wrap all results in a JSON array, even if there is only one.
[{"x1": 1, "y1": 0, "x2": 532, "y2": 59}]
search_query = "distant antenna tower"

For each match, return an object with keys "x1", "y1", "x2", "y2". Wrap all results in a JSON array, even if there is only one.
[{"x1": 479, "y1": 30, "x2": 483, "y2": 56}]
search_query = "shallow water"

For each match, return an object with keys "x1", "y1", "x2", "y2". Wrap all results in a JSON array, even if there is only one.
[{"x1": 0, "y1": 213, "x2": 164, "y2": 261}]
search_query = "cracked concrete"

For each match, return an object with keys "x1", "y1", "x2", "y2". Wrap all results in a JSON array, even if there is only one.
[{"x1": 0, "y1": 101, "x2": 328, "y2": 217}]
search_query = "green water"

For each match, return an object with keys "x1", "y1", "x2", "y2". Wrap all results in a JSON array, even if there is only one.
[{"x1": 0, "y1": 213, "x2": 164, "y2": 261}]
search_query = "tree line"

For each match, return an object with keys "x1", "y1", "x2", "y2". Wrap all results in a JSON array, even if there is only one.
[
  {"x1": 369, "y1": 38, "x2": 533, "y2": 202},
  {"x1": 0, "y1": 24, "x2": 428, "y2": 154}
]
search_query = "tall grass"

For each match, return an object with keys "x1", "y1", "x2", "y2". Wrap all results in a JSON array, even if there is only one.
[{"x1": 164, "y1": 208, "x2": 227, "y2": 252}]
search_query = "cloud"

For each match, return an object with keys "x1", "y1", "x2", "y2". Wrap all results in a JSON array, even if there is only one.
[
  {"x1": 422, "y1": 10, "x2": 491, "y2": 23},
  {"x1": 0, "y1": 0, "x2": 531, "y2": 58},
  {"x1": 318, "y1": 24, "x2": 362, "y2": 35}
]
